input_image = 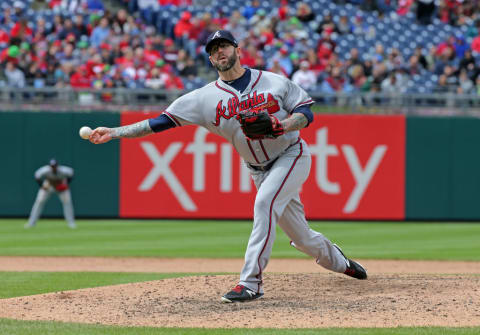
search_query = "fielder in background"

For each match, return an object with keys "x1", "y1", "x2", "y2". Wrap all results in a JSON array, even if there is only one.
[
  {"x1": 87, "y1": 30, "x2": 367, "y2": 302},
  {"x1": 25, "y1": 159, "x2": 76, "y2": 229}
]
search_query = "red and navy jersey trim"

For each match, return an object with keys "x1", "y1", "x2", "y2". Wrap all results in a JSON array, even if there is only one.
[
  {"x1": 163, "y1": 111, "x2": 182, "y2": 127},
  {"x1": 290, "y1": 99, "x2": 314, "y2": 113},
  {"x1": 258, "y1": 140, "x2": 270, "y2": 161},
  {"x1": 247, "y1": 139, "x2": 260, "y2": 164},
  {"x1": 215, "y1": 82, "x2": 237, "y2": 96},
  {"x1": 251, "y1": 70, "x2": 262, "y2": 90}
]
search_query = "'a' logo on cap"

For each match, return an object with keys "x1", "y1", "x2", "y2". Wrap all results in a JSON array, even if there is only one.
[{"x1": 213, "y1": 31, "x2": 221, "y2": 39}]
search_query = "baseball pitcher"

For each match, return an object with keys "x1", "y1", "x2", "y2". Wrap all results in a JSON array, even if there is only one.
[
  {"x1": 25, "y1": 159, "x2": 76, "y2": 229},
  {"x1": 88, "y1": 30, "x2": 367, "y2": 302}
]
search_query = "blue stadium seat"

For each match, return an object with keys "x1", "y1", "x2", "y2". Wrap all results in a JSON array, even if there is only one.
[
  {"x1": 311, "y1": 2, "x2": 322, "y2": 13},
  {"x1": 380, "y1": 35, "x2": 390, "y2": 44}
]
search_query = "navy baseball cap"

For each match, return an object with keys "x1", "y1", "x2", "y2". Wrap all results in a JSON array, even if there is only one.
[{"x1": 205, "y1": 30, "x2": 238, "y2": 53}]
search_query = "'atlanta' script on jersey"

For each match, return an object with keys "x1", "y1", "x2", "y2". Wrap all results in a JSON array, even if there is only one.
[{"x1": 213, "y1": 91, "x2": 280, "y2": 126}]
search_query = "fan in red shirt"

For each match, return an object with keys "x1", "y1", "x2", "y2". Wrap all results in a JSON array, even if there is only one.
[
  {"x1": 143, "y1": 39, "x2": 162, "y2": 66},
  {"x1": 436, "y1": 36, "x2": 456, "y2": 58},
  {"x1": 212, "y1": 9, "x2": 229, "y2": 28},
  {"x1": 162, "y1": 38, "x2": 179, "y2": 65},
  {"x1": 278, "y1": 0, "x2": 289, "y2": 20},
  {"x1": 70, "y1": 65, "x2": 91, "y2": 88},
  {"x1": 259, "y1": 28, "x2": 275, "y2": 47},
  {"x1": 306, "y1": 49, "x2": 326, "y2": 76},
  {"x1": 325, "y1": 67, "x2": 345, "y2": 91},
  {"x1": 174, "y1": 11, "x2": 194, "y2": 39},
  {"x1": 317, "y1": 32, "x2": 336, "y2": 61},
  {"x1": 165, "y1": 74, "x2": 184, "y2": 90},
  {"x1": 49, "y1": 0, "x2": 62, "y2": 8},
  {"x1": 240, "y1": 44, "x2": 264, "y2": 69},
  {"x1": 0, "y1": 29, "x2": 9, "y2": 47},
  {"x1": 397, "y1": 0, "x2": 413, "y2": 16},
  {"x1": 115, "y1": 46, "x2": 136, "y2": 68},
  {"x1": 10, "y1": 19, "x2": 33, "y2": 39}
]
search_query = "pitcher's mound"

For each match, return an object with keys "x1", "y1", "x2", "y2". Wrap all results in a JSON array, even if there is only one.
[{"x1": 1, "y1": 273, "x2": 479, "y2": 328}]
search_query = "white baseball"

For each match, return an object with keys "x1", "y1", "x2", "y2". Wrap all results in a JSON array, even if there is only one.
[{"x1": 79, "y1": 126, "x2": 92, "y2": 140}]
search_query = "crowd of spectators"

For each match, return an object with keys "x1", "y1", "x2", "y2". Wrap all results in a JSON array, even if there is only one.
[
  {"x1": 0, "y1": 0, "x2": 200, "y2": 93},
  {"x1": 2, "y1": 0, "x2": 480, "y2": 96}
]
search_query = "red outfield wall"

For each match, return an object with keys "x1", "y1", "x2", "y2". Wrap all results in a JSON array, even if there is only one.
[{"x1": 120, "y1": 112, "x2": 405, "y2": 220}]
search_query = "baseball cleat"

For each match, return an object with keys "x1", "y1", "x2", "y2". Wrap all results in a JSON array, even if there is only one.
[
  {"x1": 333, "y1": 244, "x2": 368, "y2": 280},
  {"x1": 221, "y1": 284, "x2": 263, "y2": 303}
]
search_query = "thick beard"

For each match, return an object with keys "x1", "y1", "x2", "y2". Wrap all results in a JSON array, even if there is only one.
[{"x1": 213, "y1": 52, "x2": 237, "y2": 72}]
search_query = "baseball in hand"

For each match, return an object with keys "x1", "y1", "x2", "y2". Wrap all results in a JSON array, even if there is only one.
[{"x1": 79, "y1": 126, "x2": 92, "y2": 139}]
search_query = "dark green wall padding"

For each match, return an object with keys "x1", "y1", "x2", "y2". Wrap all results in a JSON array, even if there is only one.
[
  {"x1": 0, "y1": 111, "x2": 120, "y2": 217},
  {"x1": 3, "y1": 112, "x2": 480, "y2": 220},
  {"x1": 406, "y1": 116, "x2": 480, "y2": 220}
]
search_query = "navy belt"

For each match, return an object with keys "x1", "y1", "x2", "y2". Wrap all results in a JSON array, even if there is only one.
[{"x1": 249, "y1": 157, "x2": 279, "y2": 172}]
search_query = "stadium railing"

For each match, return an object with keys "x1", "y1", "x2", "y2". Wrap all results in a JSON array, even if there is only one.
[{"x1": 0, "y1": 87, "x2": 479, "y2": 116}]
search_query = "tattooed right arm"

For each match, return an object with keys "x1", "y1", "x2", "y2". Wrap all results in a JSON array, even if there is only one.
[{"x1": 110, "y1": 120, "x2": 153, "y2": 139}]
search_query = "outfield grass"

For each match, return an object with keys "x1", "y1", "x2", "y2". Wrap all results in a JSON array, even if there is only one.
[
  {"x1": 0, "y1": 219, "x2": 479, "y2": 260},
  {"x1": 0, "y1": 319, "x2": 479, "y2": 335}
]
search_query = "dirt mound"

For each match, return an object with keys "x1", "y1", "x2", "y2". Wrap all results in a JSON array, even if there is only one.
[{"x1": 1, "y1": 273, "x2": 479, "y2": 328}]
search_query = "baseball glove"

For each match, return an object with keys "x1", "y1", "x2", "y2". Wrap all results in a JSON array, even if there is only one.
[
  {"x1": 51, "y1": 179, "x2": 69, "y2": 192},
  {"x1": 237, "y1": 110, "x2": 284, "y2": 140},
  {"x1": 55, "y1": 183, "x2": 69, "y2": 192}
]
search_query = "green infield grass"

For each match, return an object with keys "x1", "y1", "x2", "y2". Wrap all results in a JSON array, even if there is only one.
[
  {"x1": 0, "y1": 219, "x2": 479, "y2": 260},
  {"x1": 0, "y1": 319, "x2": 478, "y2": 335}
]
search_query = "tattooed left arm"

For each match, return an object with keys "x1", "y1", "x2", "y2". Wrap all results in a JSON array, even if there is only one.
[
  {"x1": 281, "y1": 113, "x2": 308, "y2": 133},
  {"x1": 110, "y1": 120, "x2": 153, "y2": 139},
  {"x1": 90, "y1": 120, "x2": 153, "y2": 144}
]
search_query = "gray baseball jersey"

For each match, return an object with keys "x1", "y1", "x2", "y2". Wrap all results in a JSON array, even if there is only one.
[
  {"x1": 164, "y1": 69, "x2": 313, "y2": 166},
  {"x1": 35, "y1": 165, "x2": 74, "y2": 184},
  {"x1": 164, "y1": 69, "x2": 348, "y2": 294}
]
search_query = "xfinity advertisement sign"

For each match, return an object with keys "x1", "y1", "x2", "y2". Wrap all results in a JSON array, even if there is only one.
[{"x1": 120, "y1": 112, "x2": 405, "y2": 219}]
